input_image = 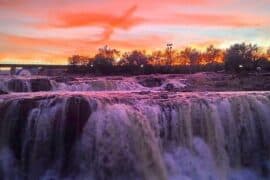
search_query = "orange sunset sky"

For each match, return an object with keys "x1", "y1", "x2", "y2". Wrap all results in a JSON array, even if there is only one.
[{"x1": 0, "y1": 0, "x2": 270, "y2": 64}]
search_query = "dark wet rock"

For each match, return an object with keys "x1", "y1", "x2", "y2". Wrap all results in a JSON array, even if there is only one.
[
  {"x1": 167, "y1": 74, "x2": 181, "y2": 78},
  {"x1": 164, "y1": 83, "x2": 177, "y2": 91},
  {"x1": 181, "y1": 86, "x2": 193, "y2": 92},
  {"x1": 8, "y1": 79, "x2": 29, "y2": 92},
  {"x1": 137, "y1": 76, "x2": 164, "y2": 87},
  {"x1": 53, "y1": 76, "x2": 76, "y2": 83},
  {"x1": 0, "y1": 89, "x2": 8, "y2": 95},
  {"x1": 64, "y1": 96, "x2": 92, "y2": 145},
  {"x1": 263, "y1": 83, "x2": 270, "y2": 90},
  {"x1": 30, "y1": 78, "x2": 52, "y2": 92},
  {"x1": 214, "y1": 81, "x2": 228, "y2": 87},
  {"x1": 62, "y1": 96, "x2": 93, "y2": 173},
  {"x1": 8, "y1": 99, "x2": 38, "y2": 161},
  {"x1": 160, "y1": 94, "x2": 168, "y2": 99},
  {"x1": 137, "y1": 91, "x2": 151, "y2": 95}
]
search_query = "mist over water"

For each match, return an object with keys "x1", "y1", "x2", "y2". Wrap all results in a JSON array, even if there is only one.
[{"x1": 0, "y1": 75, "x2": 270, "y2": 180}]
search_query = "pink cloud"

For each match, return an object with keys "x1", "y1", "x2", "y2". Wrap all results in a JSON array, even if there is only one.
[{"x1": 0, "y1": 0, "x2": 269, "y2": 64}]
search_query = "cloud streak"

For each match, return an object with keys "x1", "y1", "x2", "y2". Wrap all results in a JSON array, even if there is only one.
[
  {"x1": 157, "y1": 13, "x2": 269, "y2": 27},
  {"x1": 0, "y1": 0, "x2": 269, "y2": 64}
]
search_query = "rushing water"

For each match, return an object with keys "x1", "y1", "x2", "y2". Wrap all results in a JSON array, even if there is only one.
[
  {"x1": 0, "y1": 76, "x2": 187, "y2": 93},
  {"x1": 0, "y1": 76, "x2": 269, "y2": 180}
]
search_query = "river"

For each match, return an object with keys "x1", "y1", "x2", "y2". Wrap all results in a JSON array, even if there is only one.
[{"x1": 0, "y1": 75, "x2": 269, "y2": 180}]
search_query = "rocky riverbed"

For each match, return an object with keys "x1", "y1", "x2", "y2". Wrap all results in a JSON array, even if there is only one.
[
  {"x1": 0, "y1": 72, "x2": 270, "y2": 94},
  {"x1": 0, "y1": 73, "x2": 270, "y2": 180}
]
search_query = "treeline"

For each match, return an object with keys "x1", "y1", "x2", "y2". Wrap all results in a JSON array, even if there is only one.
[{"x1": 68, "y1": 43, "x2": 270, "y2": 75}]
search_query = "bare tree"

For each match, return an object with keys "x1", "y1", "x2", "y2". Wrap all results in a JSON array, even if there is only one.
[
  {"x1": 178, "y1": 48, "x2": 200, "y2": 73},
  {"x1": 150, "y1": 50, "x2": 164, "y2": 65},
  {"x1": 98, "y1": 45, "x2": 120, "y2": 63},
  {"x1": 205, "y1": 45, "x2": 223, "y2": 64}
]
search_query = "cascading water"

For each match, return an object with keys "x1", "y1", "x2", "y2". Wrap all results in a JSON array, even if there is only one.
[
  {"x1": 0, "y1": 77, "x2": 52, "y2": 93},
  {"x1": 0, "y1": 76, "x2": 187, "y2": 93},
  {"x1": 0, "y1": 91, "x2": 269, "y2": 180}
]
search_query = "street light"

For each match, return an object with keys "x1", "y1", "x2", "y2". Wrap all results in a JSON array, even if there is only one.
[{"x1": 166, "y1": 43, "x2": 173, "y2": 65}]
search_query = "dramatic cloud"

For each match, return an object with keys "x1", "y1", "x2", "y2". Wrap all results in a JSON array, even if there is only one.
[{"x1": 0, "y1": 0, "x2": 269, "y2": 64}]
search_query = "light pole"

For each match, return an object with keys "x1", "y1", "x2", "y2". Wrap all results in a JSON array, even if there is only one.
[{"x1": 166, "y1": 43, "x2": 173, "y2": 65}]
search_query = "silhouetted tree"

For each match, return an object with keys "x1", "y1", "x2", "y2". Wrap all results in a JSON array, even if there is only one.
[
  {"x1": 204, "y1": 45, "x2": 223, "y2": 64},
  {"x1": 179, "y1": 48, "x2": 199, "y2": 65},
  {"x1": 68, "y1": 55, "x2": 89, "y2": 66},
  {"x1": 68, "y1": 55, "x2": 89, "y2": 73},
  {"x1": 189, "y1": 49, "x2": 200, "y2": 66},
  {"x1": 117, "y1": 50, "x2": 150, "y2": 74},
  {"x1": 267, "y1": 48, "x2": 270, "y2": 60},
  {"x1": 88, "y1": 46, "x2": 119, "y2": 74},
  {"x1": 66, "y1": 43, "x2": 270, "y2": 75},
  {"x1": 91, "y1": 54, "x2": 114, "y2": 74},
  {"x1": 179, "y1": 48, "x2": 189, "y2": 65},
  {"x1": 150, "y1": 50, "x2": 164, "y2": 65},
  {"x1": 118, "y1": 50, "x2": 148, "y2": 66},
  {"x1": 225, "y1": 43, "x2": 259, "y2": 72},
  {"x1": 98, "y1": 45, "x2": 120, "y2": 61}
]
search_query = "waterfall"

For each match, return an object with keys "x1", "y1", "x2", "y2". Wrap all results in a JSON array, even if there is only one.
[
  {"x1": 0, "y1": 92, "x2": 269, "y2": 180},
  {"x1": 0, "y1": 76, "x2": 187, "y2": 93},
  {"x1": 0, "y1": 78, "x2": 146, "y2": 93},
  {"x1": 0, "y1": 78, "x2": 52, "y2": 92}
]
